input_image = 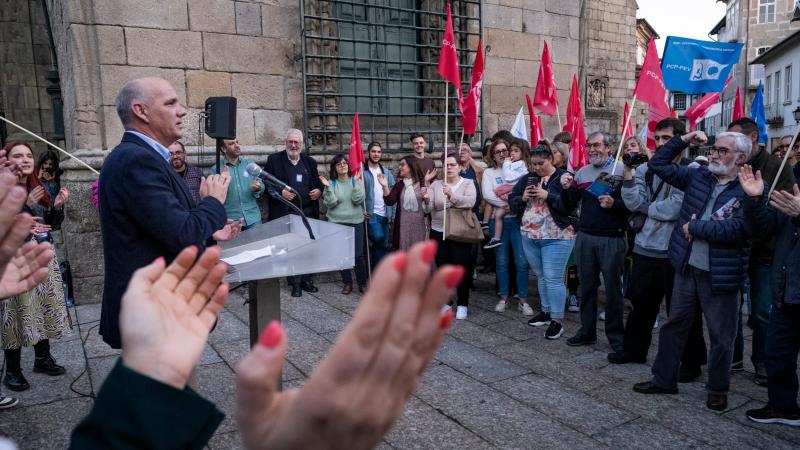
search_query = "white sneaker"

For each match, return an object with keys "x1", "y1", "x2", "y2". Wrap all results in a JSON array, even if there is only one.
[
  {"x1": 653, "y1": 317, "x2": 659, "y2": 328},
  {"x1": 456, "y1": 306, "x2": 468, "y2": 320},
  {"x1": 441, "y1": 304, "x2": 452, "y2": 314},
  {"x1": 519, "y1": 302, "x2": 534, "y2": 316},
  {"x1": 494, "y1": 300, "x2": 507, "y2": 312},
  {"x1": 567, "y1": 294, "x2": 580, "y2": 312},
  {"x1": 473, "y1": 269, "x2": 478, "y2": 280},
  {"x1": 599, "y1": 311, "x2": 606, "y2": 321}
]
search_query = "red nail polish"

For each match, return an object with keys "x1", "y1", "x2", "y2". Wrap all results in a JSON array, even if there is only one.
[
  {"x1": 393, "y1": 252, "x2": 407, "y2": 272},
  {"x1": 153, "y1": 256, "x2": 164, "y2": 265},
  {"x1": 421, "y1": 240, "x2": 437, "y2": 264},
  {"x1": 259, "y1": 321, "x2": 283, "y2": 349},
  {"x1": 445, "y1": 266, "x2": 465, "y2": 289},
  {"x1": 440, "y1": 311, "x2": 455, "y2": 330}
]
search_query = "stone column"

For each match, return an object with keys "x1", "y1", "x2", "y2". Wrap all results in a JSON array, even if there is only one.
[{"x1": 59, "y1": 149, "x2": 105, "y2": 305}]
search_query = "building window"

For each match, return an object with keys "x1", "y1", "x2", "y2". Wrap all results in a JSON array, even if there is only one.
[
  {"x1": 756, "y1": 46, "x2": 771, "y2": 56},
  {"x1": 785, "y1": 65, "x2": 792, "y2": 104},
  {"x1": 774, "y1": 71, "x2": 781, "y2": 106},
  {"x1": 765, "y1": 74, "x2": 772, "y2": 106},
  {"x1": 758, "y1": 0, "x2": 776, "y2": 24},
  {"x1": 672, "y1": 93, "x2": 687, "y2": 110},
  {"x1": 301, "y1": 0, "x2": 481, "y2": 152}
]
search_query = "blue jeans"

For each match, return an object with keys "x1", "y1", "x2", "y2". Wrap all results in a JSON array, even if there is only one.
[
  {"x1": 521, "y1": 238, "x2": 574, "y2": 320},
  {"x1": 494, "y1": 217, "x2": 529, "y2": 300},
  {"x1": 749, "y1": 261, "x2": 773, "y2": 368},
  {"x1": 340, "y1": 222, "x2": 368, "y2": 288},
  {"x1": 367, "y1": 214, "x2": 390, "y2": 269}
]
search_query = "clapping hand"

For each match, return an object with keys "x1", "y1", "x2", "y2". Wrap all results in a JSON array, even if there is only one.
[
  {"x1": 119, "y1": 246, "x2": 228, "y2": 390},
  {"x1": 376, "y1": 174, "x2": 388, "y2": 188},
  {"x1": 770, "y1": 185, "x2": 800, "y2": 218},
  {"x1": 683, "y1": 214, "x2": 696, "y2": 242},
  {"x1": 27, "y1": 185, "x2": 46, "y2": 209},
  {"x1": 54, "y1": 187, "x2": 69, "y2": 209},
  {"x1": 213, "y1": 219, "x2": 243, "y2": 242},
  {"x1": 319, "y1": 176, "x2": 331, "y2": 188},
  {"x1": 30, "y1": 218, "x2": 51, "y2": 236},
  {"x1": 235, "y1": 241, "x2": 463, "y2": 450},
  {"x1": 560, "y1": 173, "x2": 574, "y2": 189},
  {"x1": 424, "y1": 169, "x2": 438, "y2": 186},
  {"x1": 598, "y1": 195, "x2": 614, "y2": 209},
  {"x1": 0, "y1": 241, "x2": 54, "y2": 298},
  {"x1": 738, "y1": 165, "x2": 764, "y2": 198}
]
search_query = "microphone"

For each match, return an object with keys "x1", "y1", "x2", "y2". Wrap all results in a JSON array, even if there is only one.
[{"x1": 245, "y1": 162, "x2": 296, "y2": 193}]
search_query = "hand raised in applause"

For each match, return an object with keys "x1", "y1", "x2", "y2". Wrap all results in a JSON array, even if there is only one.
[
  {"x1": 424, "y1": 169, "x2": 438, "y2": 186},
  {"x1": 235, "y1": 240, "x2": 463, "y2": 450},
  {"x1": 54, "y1": 188, "x2": 69, "y2": 209},
  {"x1": 200, "y1": 166, "x2": 231, "y2": 204},
  {"x1": 0, "y1": 241, "x2": 54, "y2": 298},
  {"x1": 738, "y1": 165, "x2": 764, "y2": 198},
  {"x1": 770, "y1": 184, "x2": 800, "y2": 218},
  {"x1": 377, "y1": 173, "x2": 388, "y2": 189},
  {"x1": 213, "y1": 219, "x2": 242, "y2": 242},
  {"x1": 119, "y1": 246, "x2": 228, "y2": 390},
  {"x1": 26, "y1": 185, "x2": 45, "y2": 209},
  {"x1": 319, "y1": 176, "x2": 331, "y2": 188}
]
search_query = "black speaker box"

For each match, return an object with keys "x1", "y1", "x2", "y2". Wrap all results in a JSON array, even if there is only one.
[{"x1": 204, "y1": 96, "x2": 237, "y2": 139}]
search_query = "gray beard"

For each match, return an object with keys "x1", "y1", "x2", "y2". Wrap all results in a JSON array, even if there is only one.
[
  {"x1": 708, "y1": 160, "x2": 735, "y2": 177},
  {"x1": 589, "y1": 154, "x2": 607, "y2": 167}
]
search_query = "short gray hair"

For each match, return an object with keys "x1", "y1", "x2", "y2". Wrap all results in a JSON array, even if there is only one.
[
  {"x1": 286, "y1": 128, "x2": 304, "y2": 141},
  {"x1": 587, "y1": 131, "x2": 612, "y2": 147},
  {"x1": 115, "y1": 79, "x2": 148, "y2": 129},
  {"x1": 716, "y1": 131, "x2": 752, "y2": 159}
]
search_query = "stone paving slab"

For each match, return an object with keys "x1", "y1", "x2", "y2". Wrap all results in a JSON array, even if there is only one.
[{"x1": 3, "y1": 273, "x2": 800, "y2": 449}]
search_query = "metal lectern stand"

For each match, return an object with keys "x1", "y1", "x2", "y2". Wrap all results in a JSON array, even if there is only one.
[{"x1": 219, "y1": 214, "x2": 355, "y2": 348}]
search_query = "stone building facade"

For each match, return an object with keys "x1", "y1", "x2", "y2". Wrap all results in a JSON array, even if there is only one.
[{"x1": 0, "y1": 0, "x2": 638, "y2": 304}]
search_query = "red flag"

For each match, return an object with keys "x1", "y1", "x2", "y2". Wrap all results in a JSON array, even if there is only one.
[
  {"x1": 533, "y1": 115, "x2": 544, "y2": 144},
  {"x1": 684, "y1": 78, "x2": 731, "y2": 130},
  {"x1": 462, "y1": 39, "x2": 484, "y2": 135},
  {"x1": 533, "y1": 41, "x2": 558, "y2": 116},
  {"x1": 563, "y1": 75, "x2": 587, "y2": 170},
  {"x1": 732, "y1": 86, "x2": 744, "y2": 122},
  {"x1": 525, "y1": 94, "x2": 536, "y2": 140},
  {"x1": 634, "y1": 38, "x2": 669, "y2": 113},
  {"x1": 437, "y1": 3, "x2": 462, "y2": 103},
  {"x1": 645, "y1": 104, "x2": 673, "y2": 150},
  {"x1": 348, "y1": 113, "x2": 364, "y2": 178},
  {"x1": 621, "y1": 102, "x2": 633, "y2": 140}
]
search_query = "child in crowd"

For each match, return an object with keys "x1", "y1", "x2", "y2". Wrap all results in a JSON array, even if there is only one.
[{"x1": 484, "y1": 141, "x2": 528, "y2": 249}]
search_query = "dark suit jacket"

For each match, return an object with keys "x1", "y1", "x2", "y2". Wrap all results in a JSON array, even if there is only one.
[
  {"x1": 98, "y1": 133, "x2": 227, "y2": 348},
  {"x1": 264, "y1": 150, "x2": 323, "y2": 220},
  {"x1": 70, "y1": 360, "x2": 224, "y2": 449}
]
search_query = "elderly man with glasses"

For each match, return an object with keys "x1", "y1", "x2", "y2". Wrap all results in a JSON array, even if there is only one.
[
  {"x1": 633, "y1": 130, "x2": 754, "y2": 412},
  {"x1": 560, "y1": 131, "x2": 628, "y2": 352}
]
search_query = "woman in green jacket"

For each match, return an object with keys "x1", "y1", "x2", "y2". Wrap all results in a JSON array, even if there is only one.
[{"x1": 320, "y1": 155, "x2": 367, "y2": 294}]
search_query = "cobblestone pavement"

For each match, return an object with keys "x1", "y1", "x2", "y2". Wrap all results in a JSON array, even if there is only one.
[{"x1": 2, "y1": 273, "x2": 800, "y2": 449}]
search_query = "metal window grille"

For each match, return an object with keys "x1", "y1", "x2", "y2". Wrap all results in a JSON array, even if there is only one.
[
  {"x1": 672, "y1": 93, "x2": 687, "y2": 111},
  {"x1": 300, "y1": 0, "x2": 482, "y2": 154}
]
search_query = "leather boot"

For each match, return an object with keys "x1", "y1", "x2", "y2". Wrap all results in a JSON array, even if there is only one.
[
  {"x1": 3, "y1": 372, "x2": 29, "y2": 391},
  {"x1": 33, "y1": 355, "x2": 66, "y2": 376}
]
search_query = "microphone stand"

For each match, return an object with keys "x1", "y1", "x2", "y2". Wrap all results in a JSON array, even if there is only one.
[{"x1": 263, "y1": 179, "x2": 316, "y2": 240}]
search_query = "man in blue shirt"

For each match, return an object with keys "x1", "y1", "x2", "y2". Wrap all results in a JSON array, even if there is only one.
[{"x1": 210, "y1": 138, "x2": 265, "y2": 230}]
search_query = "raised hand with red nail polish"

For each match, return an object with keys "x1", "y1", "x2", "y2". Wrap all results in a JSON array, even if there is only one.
[{"x1": 235, "y1": 239, "x2": 462, "y2": 450}]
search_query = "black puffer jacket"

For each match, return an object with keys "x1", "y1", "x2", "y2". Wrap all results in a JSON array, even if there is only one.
[
  {"x1": 743, "y1": 194, "x2": 800, "y2": 307},
  {"x1": 509, "y1": 168, "x2": 578, "y2": 230},
  {"x1": 649, "y1": 136, "x2": 751, "y2": 294}
]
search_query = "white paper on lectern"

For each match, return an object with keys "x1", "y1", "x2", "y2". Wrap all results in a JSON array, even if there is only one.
[{"x1": 221, "y1": 246, "x2": 274, "y2": 265}]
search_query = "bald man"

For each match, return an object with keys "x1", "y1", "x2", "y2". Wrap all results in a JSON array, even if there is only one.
[{"x1": 98, "y1": 77, "x2": 233, "y2": 348}]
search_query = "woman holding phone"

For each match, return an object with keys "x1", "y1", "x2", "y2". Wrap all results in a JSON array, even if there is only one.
[{"x1": 509, "y1": 143, "x2": 577, "y2": 340}]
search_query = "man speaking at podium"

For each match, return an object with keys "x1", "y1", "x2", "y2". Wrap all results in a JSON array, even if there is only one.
[{"x1": 98, "y1": 77, "x2": 235, "y2": 349}]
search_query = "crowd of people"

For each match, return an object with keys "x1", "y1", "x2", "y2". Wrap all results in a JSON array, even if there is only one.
[{"x1": 0, "y1": 74, "x2": 799, "y2": 448}]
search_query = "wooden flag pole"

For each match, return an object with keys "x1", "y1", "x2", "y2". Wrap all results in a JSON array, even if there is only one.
[
  {"x1": 768, "y1": 123, "x2": 800, "y2": 197},
  {"x1": 611, "y1": 96, "x2": 637, "y2": 175},
  {"x1": 555, "y1": 103, "x2": 563, "y2": 131},
  {"x1": 443, "y1": 84, "x2": 450, "y2": 240},
  {"x1": 362, "y1": 199, "x2": 372, "y2": 282},
  {"x1": 0, "y1": 115, "x2": 99, "y2": 175}
]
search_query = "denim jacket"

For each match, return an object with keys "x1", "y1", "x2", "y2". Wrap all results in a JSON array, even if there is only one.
[{"x1": 363, "y1": 163, "x2": 396, "y2": 221}]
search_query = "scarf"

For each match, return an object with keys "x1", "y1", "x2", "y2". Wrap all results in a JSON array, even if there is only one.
[{"x1": 401, "y1": 178, "x2": 419, "y2": 212}]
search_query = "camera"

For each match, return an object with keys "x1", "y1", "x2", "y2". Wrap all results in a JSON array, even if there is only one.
[{"x1": 622, "y1": 152, "x2": 649, "y2": 167}]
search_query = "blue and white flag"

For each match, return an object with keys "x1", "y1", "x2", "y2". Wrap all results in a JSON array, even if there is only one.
[
  {"x1": 510, "y1": 107, "x2": 528, "y2": 142},
  {"x1": 751, "y1": 81, "x2": 768, "y2": 145},
  {"x1": 661, "y1": 36, "x2": 743, "y2": 94}
]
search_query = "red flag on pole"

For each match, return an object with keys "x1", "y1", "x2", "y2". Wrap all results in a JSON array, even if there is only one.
[
  {"x1": 683, "y1": 78, "x2": 731, "y2": 130},
  {"x1": 437, "y1": 3, "x2": 462, "y2": 103},
  {"x1": 533, "y1": 115, "x2": 544, "y2": 144},
  {"x1": 533, "y1": 41, "x2": 558, "y2": 116},
  {"x1": 633, "y1": 38, "x2": 669, "y2": 113},
  {"x1": 732, "y1": 86, "x2": 744, "y2": 122},
  {"x1": 645, "y1": 105, "x2": 673, "y2": 151},
  {"x1": 462, "y1": 38, "x2": 484, "y2": 135},
  {"x1": 525, "y1": 94, "x2": 536, "y2": 140},
  {"x1": 564, "y1": 75, "x2": 587, "y2": 170},
  {"x1": 348, "y1": 113, "x2": 364, "y2": 178},
  {"x1": 622, "y1": 102, "x2": 633, "y2": 140}
]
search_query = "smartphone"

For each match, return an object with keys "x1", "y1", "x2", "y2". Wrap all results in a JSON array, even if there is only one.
[{"x1": 527, "y1": 175, "x2": 541, "y2": 187}]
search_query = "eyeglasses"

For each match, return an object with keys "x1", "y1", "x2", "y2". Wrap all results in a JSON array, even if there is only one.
[
  {"x1": 586, "y1": 142, "x2": 605, "y2": 150},
  {"x1": 494, "y1": 148, "x2": 508, "y2": 154},
  {"x1": 335, "y1": 161, "x2": 349, "y2": 167},
  {"x1": 709, "y1": 146, "x2": 732, "y2": 156}
]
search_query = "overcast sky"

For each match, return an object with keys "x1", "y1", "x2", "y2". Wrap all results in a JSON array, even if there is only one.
[{"x1": 636, "y1": 0, "x2": 728, "y2": 55}]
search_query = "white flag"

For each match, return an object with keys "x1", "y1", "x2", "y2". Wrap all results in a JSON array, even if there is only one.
[{"x1": 510, "y1": 107, "x2": 528, "y2": 141}]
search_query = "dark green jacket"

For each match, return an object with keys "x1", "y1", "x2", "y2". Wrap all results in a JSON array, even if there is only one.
[
  {"x1": 70, "y1": 360, "x2": 224, "y2": 449},
  {"x1": 747, "y1": 147, "x2": 796, "y2": 263}
]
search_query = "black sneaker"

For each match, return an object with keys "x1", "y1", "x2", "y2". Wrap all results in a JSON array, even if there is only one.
[
  {"x1": 746, "y1": 406, "x2": 800, "y2": 427},
  {"x1": 544, "y1": 321, "x2": 563, "y2": 340},
  {"x1": 632, "y1": 381, "x2": 678, "y2": 394},
  {"x1": 483, "y1": 238, "x2": 502, "y2": 249},
  {"x1": 527, "y1": 312, "x2": 551, "y2": 327},
  {"x1": 566, "y1": 334, "x2": 597, "y2": 346},
  {"x1": 731, "y1": 359, "x2": 744, "y2": 372},
  {"x1": 0, "y1": 396, "x2": 18, "y2": 410}
]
